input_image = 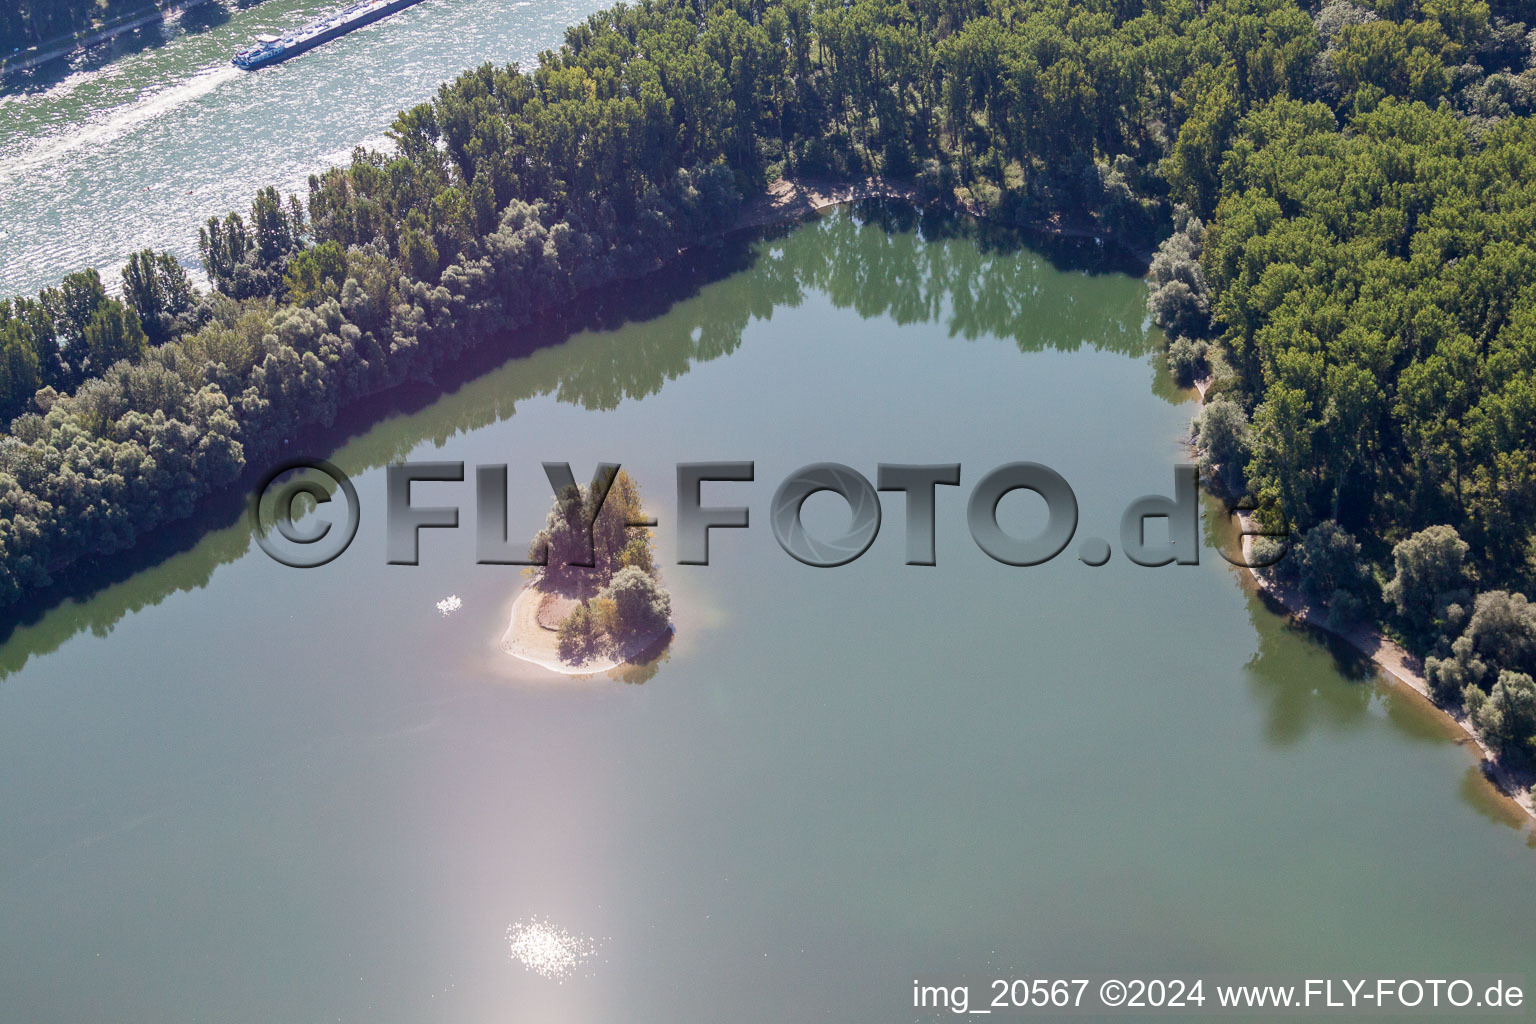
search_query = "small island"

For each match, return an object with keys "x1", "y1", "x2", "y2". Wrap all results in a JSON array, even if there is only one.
[{"x1": 500, "y1": 469, "x2": 672, "y2": 676}]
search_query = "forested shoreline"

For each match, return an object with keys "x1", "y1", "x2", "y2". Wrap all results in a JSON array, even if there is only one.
[
  {"x1": 1, "y1": 0, "x2": 207, "y2": 56},
  {"x1": 3, "y1": 0, "x2": 1536, "y2": 761}
]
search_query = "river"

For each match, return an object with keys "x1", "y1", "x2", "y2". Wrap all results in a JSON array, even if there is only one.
[
  {"x1": 0, "y1": 205, "x2": 1531, "y2": 1022},
  {"x1": 0, "y1": 0, "x2": 607, "y2": 297}
]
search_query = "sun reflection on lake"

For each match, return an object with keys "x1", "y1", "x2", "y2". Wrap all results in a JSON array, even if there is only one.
[{"x1": 506, "y1": 918, "x2": 599, "y2": 981}]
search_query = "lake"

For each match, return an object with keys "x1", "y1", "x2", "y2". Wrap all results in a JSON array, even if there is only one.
[{"x1": 0, "y1": 205, "x2": 1531, "y2": 1022}]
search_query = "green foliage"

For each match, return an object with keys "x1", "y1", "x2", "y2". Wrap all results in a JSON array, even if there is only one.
[
  {"x1": 121, "y1": 250, "x2": 198, "y2": 346},
  {"x1": 619, "y1": 535, "x2": 655, "y2": 575},
  {"x1": 600, "y1": 565, "x2": 673, "y2": 641},
  {"x1": 1, "y1": 0, "x2": 1532, "y2": 627},
  {"x1": 82, "y1": 301, "x2": 148, "y2": 371},
  {"x1": 588, "y1": 595, "x2": 620, "y2": 641},
  {"x1": 0, "y1": 322, "x2": 42, "y2": 424},
  {"x1": 198, "y1": 187, "x2": 306, "y2": 299},
  {"x1": 1147, "y1": 210, "x2": 1211, "y2": 338},
  {"x1": 1199, "y1": 88, "x2": 1536, "y2": 578},
  {"x1": 1295, "y1": 520, "x2": 1374, "y2": 627},
  {"x1": 533, "y1": 468, "x2": 657, "y2": 583},
  {"x1": 537, "y1": 469, "x2": 666, "y2": 661},
  {"x1": 46, "y1": 267, "x2": 108, "y2": 376},
  {"x1": 530, "y1": 482, "x2": 592, "y2": 574},
  {"x1": 1469, "y1": 670, "x2": 1536, "y2": 760},
  {"x1": 592, "y1": 470, "x2": 647, "y2": 576},
  {"x1": 197, "y1": 212, "x2": 252, "y2": 298},
  {"x1": 1194, "y1": 397, "x2": 1251, "y2": 496},
  {"x1": 282, "y1": 241, "x2": 349, "y2": 307},
  {"x1": 1166, "y1": 66, "x2": 1242, "y2": 216},
  {"x1": 1383, "y1": 524, "x2": 1472, "y2": 638},
  {"x1": 1330, "y1": 19, "x2": 1455, "y2": 105},
  {"x1": 556, "y1": 602, "x2": 602, "y2": 664},
  {"x1": 1166, "y1": 336, "x2": 1209, "y2": 386},
  {"x1": 1426, "y1": 590, "x2": 1536, "y2": 698},
  {"x1": 399, "y1": 226, "x2": 439, "y2": 283}
]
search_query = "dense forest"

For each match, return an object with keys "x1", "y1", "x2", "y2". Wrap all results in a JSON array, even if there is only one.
[{"x1": 3, "y1": 0, "x2": 1536, "y2": 758}]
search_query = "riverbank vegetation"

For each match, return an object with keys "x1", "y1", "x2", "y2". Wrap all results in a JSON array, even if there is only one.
[
  {"x1": 1160, "y1": 2, "x2": 1536, "y2": 768},
  {"x1": 3, "y1": 0, "x2": 1536, "y2": 755},
  {"x1": 1, "y1": 0, "x2": 204, "y2": 55},
  {"x1": 4, "y1": 1, "x2": 128, "y2": 52}
]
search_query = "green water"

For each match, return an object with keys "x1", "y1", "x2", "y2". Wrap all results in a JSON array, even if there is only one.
[{"x1": 0, "y1": 208, "x2": 1531, "y2": 1022}]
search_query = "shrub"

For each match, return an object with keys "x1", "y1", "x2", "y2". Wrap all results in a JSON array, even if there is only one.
[
  {"x1": 601, "y1": 565, "x2": 672, "y2": 641},
  {"x1": 1471, "y1": 670, "x2": 1536, "y2": 760},
  {"x1": 1194, "y1": 398, "x2": 1251, "y2": 496},
  {"x1": 1145, "y1": 210, "x2": 1210, "y2": 336},
  {"x1": 1295, "y1": 520, "x2": 1373, "y2": 628},
  {"x1": 1166, "y1": 336, "x2": 1209, "y2": 386},
  {"x1": 1383, "y1": 525, "x2": 1472, "y2": 640},
  {"x1": 1249, "y1": 534, "x2": 1294, "y2": 582},
  {"x1": 1426, "y1": 590, "x2": 1536, "y2": 698},
  {"x1": 619, "y1": 536, "x2": 655, "y2": 575},
  {"x1": 556, "y1": 603, "x2": 601, "y2": 664}
]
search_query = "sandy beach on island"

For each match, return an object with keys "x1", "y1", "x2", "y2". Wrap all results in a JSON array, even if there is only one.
[
  {"x1": 500, "y1": 582, "x2": 623, "y2": 676},
  {"x1": 500, "y1": 580, "x2": 673, "y2": 677}
]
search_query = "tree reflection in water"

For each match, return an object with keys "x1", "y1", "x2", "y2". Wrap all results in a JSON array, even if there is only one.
[{"x1": 0, "y1": 204, "x2": 1151, "y2": 677}]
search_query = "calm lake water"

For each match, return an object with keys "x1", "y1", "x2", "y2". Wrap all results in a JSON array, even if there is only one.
[
  {"x1": 0, "y1": 206, "x2": 1531, "y2": 1022},
  {"x1": 0, "y1": 0, "x2": 607, "y2": 296}
]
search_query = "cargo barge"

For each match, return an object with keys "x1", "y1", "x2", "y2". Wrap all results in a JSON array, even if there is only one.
[{"x1": 233, "y1": 0, "x2": 427, "y2": 70}]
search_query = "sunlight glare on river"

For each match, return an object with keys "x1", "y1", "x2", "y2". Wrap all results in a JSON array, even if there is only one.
[{"x1": 0, "y1": 0, "x2": 607, "y2": 297}]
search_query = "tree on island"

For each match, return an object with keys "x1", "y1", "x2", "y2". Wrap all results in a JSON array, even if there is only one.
[
  {"x1": 556, "y1": 602, "x2": 602, "y2": 664},
  {"x1": 534, "y1": 469, "x2": 671, "y2": 665},
  {"x1": 530, "y1": 467, "x2": 648, "y2": 582},
  {"x1": 603, "y1": 566, "x2": 672, "y2": 642}
]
